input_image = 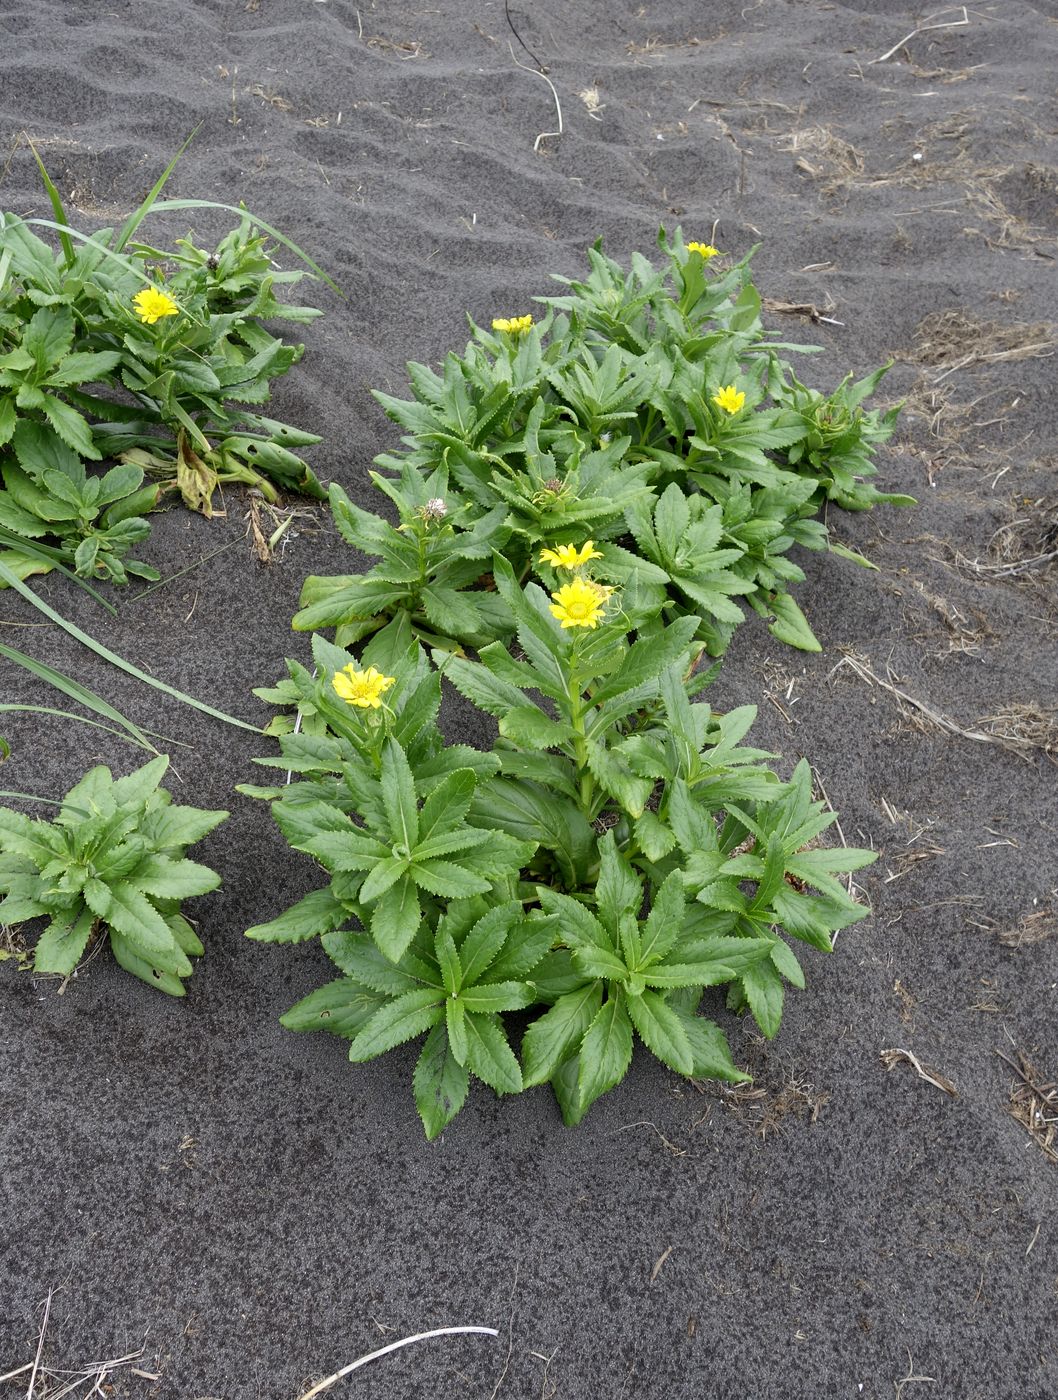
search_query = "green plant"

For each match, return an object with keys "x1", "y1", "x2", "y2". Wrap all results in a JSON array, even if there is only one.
[
  {"x1": 0, "y1": 755, "x2": 227, "y2": 994},
  {"x1": 301, "y1": 230, "x2": 910, "y2": 656},
  {"x1": 246, "y1": 573, "x2": 875, "y2": 1136},
  {"x1": 0, "y1": 141, "x2": 330, "y2": 586}
]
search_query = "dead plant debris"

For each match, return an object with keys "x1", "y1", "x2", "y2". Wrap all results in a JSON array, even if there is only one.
[
  {"x1": 903, "y1": 310, "x2": 1056, "y2": 381},
  {"x1": 881, "y1": 1047, "x2": 958, "y2": 1098},
  {"x1": 992, "y1": 906, "x2": 1057, "y2": 949},
  {"x1": 830, "y1": 650, "x2": 1057, "y2": 765},
  {"x1": 997, "y1": 1049, "x2": 1058, "y2": 1165}
]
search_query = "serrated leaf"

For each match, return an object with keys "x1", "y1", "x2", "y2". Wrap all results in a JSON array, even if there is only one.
[
  {"x1": 281, "y1": 978, "x2": 389, "y2": 1038},
  {"x1": 32, "y1": 906, "x2": 95, "y2": 976},
  {"x1": 521, "y1": 982, "x2": 603, "y2": 1087},
  {"x1": 245, "y1": 887, "x2": 351, "y2": 943},
  {"x1": 347, "y1": 986, "x2": 445, "y2": 1061},
  {"x1": 414, "y1": 1021, "x2": 470, "y2": 1139},
  {"x1": 370, "y1": 879, "x2": 421, "y2": 962},
  {"x1": 740, "y1": 955, "x2": 785, "y2": 1038},
  {"x1": 462, "y1": 1013, "x2": 523, "y2": 1094},
  {"x1": 577, "y1": 991, "x2": 634, "y2": 1115},
  {"x1": 626, "y1": 988, "x2": 694, "y2": 1075}
]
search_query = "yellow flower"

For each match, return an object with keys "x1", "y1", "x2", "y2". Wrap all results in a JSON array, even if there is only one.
[
  {"x1": 492, "y1": 314, "x2": 533, "y2": 335},
  {"x1": 133, "y1": 286, "x2": 180, "y2": 324},
  {"x1": 332, "y1": 665, "x2": 396, "y2": 709},
  {"x1": 686, "y1": 241, "x2": 721, "y2": 259},
  {"x1": 712, "y1": 384, "x2": 746, "y2": 415},
  {"x1": 539, "y1": 540, "x2": 604, "y2": 570},
  {"x1": 548, "y1": 577, "x2": 609, "y2": 630}
]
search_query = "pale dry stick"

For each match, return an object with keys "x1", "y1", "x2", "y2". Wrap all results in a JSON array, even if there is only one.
[
  {"x1": 808, "y1": 763, "x2": 856, "y2": 903},
  {"x1": 880, "y1": 1047, "x2": 958, "y2": 1097},
  {"x1": 507, "y1": 44, "x2": 563, "y2": 153},
  {"x1": 25, "y1": 1288, "x2": 52, "y2": 1400},
  {"x1": 295, "y1": 1327, "x2": 500, "y2": 1400},
  {"x1": 893, "y1": 1347, "x2": 937, "y2": 1397},
  {"x1": 829, "y1": 652, "x2": 1037, "y2": 763},
  {"x1": 486, "y1": 1263, "x2": 519, "y2": 1400},
  {"x1": 868, "y1": 6, "x2": 969, "y2": 66}
]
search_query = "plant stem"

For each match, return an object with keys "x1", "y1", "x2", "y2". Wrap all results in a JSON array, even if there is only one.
[{"x1": 565, "y1": 636, "x2": 595, "y2": 817}]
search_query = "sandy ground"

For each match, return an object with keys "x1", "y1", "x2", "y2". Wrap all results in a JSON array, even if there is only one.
[{"x1": 1, "y1": 1, "x2": 1057, "y2": 1396}]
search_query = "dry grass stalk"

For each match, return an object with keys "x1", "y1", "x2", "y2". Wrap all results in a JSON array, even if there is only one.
[
  {"x1": 997, "y1": 1049, "x2": 1058, "y2": 1165},
  {"x1": 763, "y1": 295, "x2": 844, "y2": 327},
  {"x1": 831, "y1": 650, "x2": 1056, "y2": 765},
  {"x1": 903, "y1": 579, "x2": 993, "y2": 658},
  {"x1": 977, "y1": 705, "x2": 1058, "y2": 764},
  {"x1": 776, "y1": 125, "x2": 863, "y2": 186},
  {"x1": 904, "y1": 310, "x2": 1056, "y2": 383},
  {"x1": 881, "y1": 1047, "x2": 958, "y2": 1097},
  {"x1": 994, "y1": 907, "x2": 1056, "y2": 949}
]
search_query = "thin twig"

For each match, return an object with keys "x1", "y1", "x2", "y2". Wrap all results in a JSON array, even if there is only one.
[
  {"x1": 507, "y1": 44, "x2": 563, "y2": 152},
  {"x1": 26, "y1": 1289, "x2": 52, "y2": 1400},
  {"x1": 295, "y1": 1326, "x2": 499, "y2": 1400},
  {"x1": 881, "y1": 1047, "x2": 958, "y2": 1097},
  {"x1": 868, "y1": 6, "x2": 969, "y2": 66}
]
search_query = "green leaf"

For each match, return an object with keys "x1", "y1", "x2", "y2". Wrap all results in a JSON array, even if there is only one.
[
  {"x1": 281, "y1": 978, "x2": 388, "y2": 1038},
  {"x1": 413, "y1": 1021, "x2": 470, "y2": 1139},
  {"x1": 626, "y1": 988, "x2": 694, "y2": 1075},
  {"x1": 462, "y1": 1013, "x2": 523, "y2": 1094},
  {"x1": 128, "y1": 855, "x2": 220, "y2": 900},
  {"x1": 370, "y1": 879, "x2": 421, "y2": 962},
  {"x1": 456, "y1": 900, "x2": 519, "y2": 985},
  {"x1": 637, "y1": 869, "x2": 684, "y2": 968},
  {"x1": 674, "y1": 1012, "x2": 751, "y2": 1082},
  {"x1": 409, "y1": 858, "x2": 492, "y2": 898},
  {"x1": 381, "y1": 738, "x2": 419, "y2": 849},
  {"x1": 740, "y1": 955, "x2": 785, "y2": 1038},
  {"x1": 521, "y1": 982, "x2": 603, "y2": 1087},
  {"x1": 415, "y1": 770, "x2": 477, "y2": 849},
  {"x1": 347, "y1": 986, "x2": 445, "y2": 1061},
  {"x1": 458, "y1": 980, "x2": 537, "y2": 1014},
  {"x1": 103, "y1": 882, "x2": 179, "y2": 956},
  {"x1": 595, "y1": 833, "x2": 642, "y2": 932},
  {"x1": 246, "y1": 884, "x2": 349, "y2": 940},
  {"x1": 760, "y1": 592, "x2": 821, "y2": 652},
  {"x1": 499, "y1": 705, "x2": 576, "y2": 750},
  {"x1": 577, "y1": 991, "x2": 634, "y2": 1116},
  {"x1": 359, "y1": 855, "x2": 410, "y2": 903},
  {"x1": 109, "y1": 932, "x2": 190, "y2": 996},
  {"x1": 33, "y1": 906, "x2": 95, "y2": 976}
]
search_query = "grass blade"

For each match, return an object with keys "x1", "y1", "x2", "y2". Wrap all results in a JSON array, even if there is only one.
[
  {"x1": 0, "y1": 790, "x2": 67, "y2": 806},
  {"x1": 0, "y1": 703, "x2": 170, "y2": 751},
  {"x1": 0, "y1": 562, "x2": 261, "y2": 733},
  {"x1": 26, "y1": 137, "x2": 75, "y2": 270},
  {"x1": 0, "y1": 643, "x2": 178, "y2": 751},
  {"x1": 150, "y1": 199, "x2": 343, "y2": 295},
  {"x1": 113, "y1": 128, "x2": 199, "y2": 253}
]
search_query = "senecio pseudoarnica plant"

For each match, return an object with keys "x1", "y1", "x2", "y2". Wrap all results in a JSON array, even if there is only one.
[
  {"x1": 0, "y1": 756, "x2": 227, "y2": 995},
  {"x1": 245, "y1": 558, "x2": 877, "y2": 1138},
  {"x1": 293, "y1": 229, "x2": 911, "y2": 659},
  {"x1": 0, "y1": 142, "x2": 328, "y2": 589}
]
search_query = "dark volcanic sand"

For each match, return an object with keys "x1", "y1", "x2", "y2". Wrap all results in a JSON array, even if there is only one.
[{"x1": 2, "y1": 2, "x2": 1057, "y2": 1396}]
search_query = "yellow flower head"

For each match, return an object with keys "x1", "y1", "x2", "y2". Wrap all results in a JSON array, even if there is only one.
[
  {"x1": 492, "y1": 314, "x2": 533, "y2": 335},
  {"x1": 712, "y1": 384, "x2": 746, "y2": 415},
  {"x1": 686, "y1": 241, "x2": 721, "y2": 260},
  {"x1": 133, "y1": 286, "x2": 180, "y2": 325},
  {"x1": 539, "y1": 540, "x2": 604, "y2": 571},
  {"x1": 548, "y1": 577, "x2": 609, "y2": 630},
  {"x1": 332, "y1": 664, "x2": 396, "y2": 709}
]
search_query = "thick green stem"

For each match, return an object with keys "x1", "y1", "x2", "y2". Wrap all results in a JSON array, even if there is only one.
[{"x1": 565, "y1": 639, "x2": 595, "y2": 818}]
